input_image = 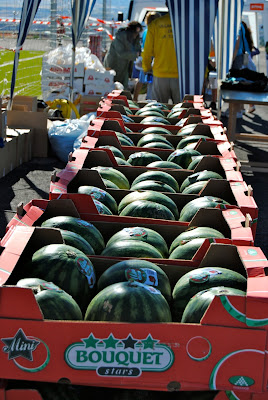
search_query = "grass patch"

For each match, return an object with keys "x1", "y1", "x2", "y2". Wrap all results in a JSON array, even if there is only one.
[{"x1": 0, "y1": 49, "x2": 44, "y2": 98}]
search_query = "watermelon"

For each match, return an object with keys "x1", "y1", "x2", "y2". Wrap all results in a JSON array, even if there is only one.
[
  {"x1": 147, "y1": 161, "x2": 183, "y2": 170},
  {"x1": 187, "y1": 155, "x2": 206, "y2": 170},
  {"x1": 121, "y1": 115, "x2": 135, "y2": 123},
  {"x1": 78, "y1": 185, "x2": 118, "y2": 214},
  {"x1": 169, "y1": 226, "x2": 225, "y2": 254},
  {"x1": 17, "y1": 280, "x2": 83, "y2": 320},
  {"x1": 60, "y1": 229, "x2": 95, "y2": 255},
  {"x1": 177, "y1": 135, "x2": 209, "y2": 149},
  {"x1": 41, "y1": 216, "x2": 105, "y2": 254},
  {"x1": 140, "y1": 126, "x2": 172, "y2": 135},
  {"x1": 115, "y1": 132, "x2": 135, "y2": 146},
  {"x1": 179, "y1": 196, "x2": 230, "y2": 222},
  {"x1": 98, "y1": 145, "x2": 125, "y2": 160},
  {"x1": 167, "y1": 108, "x2": 187, "y2": 118},
  {"x1": 136, "y1": 110, "x2": 166, "y2": 118},
  {"x1": 115, "y1": 157, "x2": 132, "y2": 166},
  {"x1": 169, "y1": 238, "x2": 206, "y2": 260},
  {"x1": 85, "y1": 281, "x2": 172, "y2": 322},
  {"x1": 142, "y1": 101, "x2": 169, "y2": 110},
  {"x1": 167, "y1": 149, "x2": 201, "y2": 169},
  {"x1": 140, "y1": 116, "x2": 171, "y2": 125},
  {"x1": 119, "y1": 200, "x2": 176, "y2": 221},
  {"x1": 93, "y1": 199, "x2": 113, "y2": 215},
  {"x1": 128, "y1": 100, "x2": 140, "y2": 109},
  {"x1": 127, "y1": 151, "x2": 162, "y2": 166},
  {"x1": 106, "y1": 227, "x2": 169, "y2": 258},
  {"x1": 137, "y1": 134, "x2": 173, "y2": 148},
  {"x1": 180, "y1": 170, "x2": 223, "y2": 192},
  {"x1": 101, "y1": 240, "x2": 163, "y2": 259},
  {"x1": 103, "y1": 179, "x2": 120, "y2": 189},
  {"x1": 91, "y1": 167, "x2": 130, "y2": 189},
  {"x1": 142, "y1": 142, "x2": 174, "y2": 150},
  {"x1": 176, "y1": 123, "x2": 198, "y2": 136},
  {"x1": 181, "y1": 286, "x2": 246, "y2": 323},
  {"x1": 131, "y1": 170, "x2": 180, "y2": 192},
  {"x1": 118, "y1": 190, "x2": 179, "y2": 219},
  {"x1": 181, "y1": 180, "x2": 208, "y2": 194},
  {"x1": 26, "y1": 244, "x2": 96, "y2": 312},
  {"x1": 125, "y1": 126, "x2": 134, "y2": 133},
  {"x1": 130, "y1": 180, "x2": 176, "y2": 194},
  {"x1": 97, "y1": 259, "x2": 171, "y2": 302},
  {"x1": 16, "y1": 277, "x2": 47, "y2": 288},
  {"x1": 123, "y1": 106, "x2": 133, "y2": 115},
  {"x1": 172, "y1": 268, "x2": 247, "y2": 322}
]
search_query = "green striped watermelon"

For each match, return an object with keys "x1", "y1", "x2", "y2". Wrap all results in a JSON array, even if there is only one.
[
  {"x1": 140, "y1": 116, "x2": 171, "y2": 125},
  {"x1": 16, "y1": 279, "x2": 83, "y2": 320},
  {"x1": 136, "y1": 110, "x2": 166, "y2": 118},
  {"x1": 137, "y1": 134, "x2": 173, "y2": 147},
  {"x1": 142, "y1": 141, "x2": 174, "y2": 150},
  {"x1": 119, "y1": 200, "x2": 176, "y2": 221},
  {"x1": 147, "y1": 161, "x2": 183, "y2": 170},
  {"x1": 172, "y1": 268, "x2": 247, "y2": 322},
  {"x1": 98, "y1": 145, "x2": 125, "y2": 160},
  {"x1": 167, "y1": 149, "x2": 201, "y2": 169},
  {"x1": 115, "y1": 157, "x2": 132, "y2": 166},
  {"x1": 131, "y1": 171, "x2": 180, "y2": 192},
  {"x1": 97, "y1": 259, "x2": 171, "y2": 302},
  {"x1": 130, "y1": 180, "x2": 176, "y2": 194},
  {"x1": 180, "y1": 170, "x2": 223, "y2": 192},
  {"x1": 176, "y1": 123, "x2": 198, "y2": 136},
  {"x1": 177, "y1": 135, "x2": 208, "y2": 149},
  {"x1": 91, "y1": 167, "x2": 130, "y2": 189},
  {"x1": 78, "y1": 185, "x2": 118, "y2": 214},
  {"x1": 181, "y1": 286, "x2": 246, "y2": 323},
  {"x1": 140, "y1": 126, "x2": 172, "y2": 135},
  {"x1": 93, "y1": 199, "x2": 113, "y2": 215},
  {"x1": 85, "y1": 281, "x2": 172, "y2": 322},
  {"x1": 106, "y1": 227, "x2": 169, "y2": 258},
  {"x1": 118, "y1": 190, "x2": 179, "y2": 219},
  {"x1": 127, "y1": 152, "x2": 162, "y2": 166},
  {"x1": 60, "y1": 230, "x2": 95, "y2": 255},
  {"x1": 27, "y1": 243, "x2": 96, "y2": 313},
  {"x1": 187, "y1": 155, "x2": 206, "y2": 170},
  {"x1": 41, "y1": 216, "x2": 105, "y2": 254},
  {"x1": 179, "y1": 196, "x2": 230, "y2": 222},
  {"x1": 103, "y1": 179, "x2": 120, "y2": 189},
  {"x1": 181, "y1": 180, "x2": 208, "y2": 194},
  {"x1": 169, "y1": 226, "x2": 225, "y2": 254},
  {"x1": 169, "y1": 238, "x2": 206, "y2": 260},
  {"x1": 101, "y1": 240, "x2": 163, "y2": 259}
]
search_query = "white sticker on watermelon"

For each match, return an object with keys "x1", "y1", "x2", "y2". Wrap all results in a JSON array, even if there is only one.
[
  {"x1": 124, "y1": 227, "x2": 147, "y2": 238},
  {"x1": 76, "y1": 258, "x2": 96, "y2": 288},
  {"x1": 91, "y1": 188, "x2": 106, "y2": 201}
]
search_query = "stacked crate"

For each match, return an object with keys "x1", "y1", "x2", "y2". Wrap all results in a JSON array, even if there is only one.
[{"x1": 0, "y1": 90, "x2": 267, "y2": 400}]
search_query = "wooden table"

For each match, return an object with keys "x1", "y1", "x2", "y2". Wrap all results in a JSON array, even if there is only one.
[{"x1": 221, "y1": 89, "x2": 268, "y2": 142}]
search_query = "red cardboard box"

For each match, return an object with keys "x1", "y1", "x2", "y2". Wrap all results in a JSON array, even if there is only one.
[
  {"x1": 6, "y1": 197, "x2": 254, "y2": 268},
  {"x1": 0, "y1": 223, "x2": 267, "y2": 395}
]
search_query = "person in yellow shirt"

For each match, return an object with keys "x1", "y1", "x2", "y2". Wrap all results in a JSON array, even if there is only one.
[{"x1": 142, "y1": 11, "x2": 180, "y2": 103}]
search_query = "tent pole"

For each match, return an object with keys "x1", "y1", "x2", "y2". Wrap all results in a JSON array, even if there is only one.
[{"x1": 217, "y1": 0, "x2": 225, "y2": 120}]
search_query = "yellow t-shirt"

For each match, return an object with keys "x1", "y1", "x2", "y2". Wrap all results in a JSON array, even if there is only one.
[{"x1": 142, "y1": 13, "x2": 178, "y2": 78}]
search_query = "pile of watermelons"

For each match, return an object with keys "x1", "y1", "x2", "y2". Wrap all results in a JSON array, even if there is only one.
[
  {"x1": 4, "y1": 98, "x2": 247, "y2": 400},
  {"x1": 12, "y1": 214, "x2": 247, "y2": 325}
]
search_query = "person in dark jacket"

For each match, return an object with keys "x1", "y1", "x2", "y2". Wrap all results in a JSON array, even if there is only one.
[{"x1": 104, "y1": 21, "x2": 142, "y2": 89}]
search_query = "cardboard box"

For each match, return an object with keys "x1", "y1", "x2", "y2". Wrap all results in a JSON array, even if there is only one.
[
  {"x1": 42, "y1": 61, "x2": 85, "y2": 78},
  {"x1": 0, "y1": 109, "x2": 7, "y2": 139},
  {"x1": 6, "y1": 197, "x2": 254, "y2": 267},
  {"x1": 5, "y1": 128, "x2": 32, "y2": 166},
  {"x1": 12, "y1": 96, "x2": 37, "y2": 112},
  {"x1": 84, "y1": 85, "x2": 114, "y2": 97},
  {"x1": 7, "y1": 111, "x2": 48, "y2": 158},
  {"x1": 84, "y1": 68, "x2": 115, "y2": 85},
  {"x1": 71, "y1": 141, "x2": 243, "y2": 182},
  {"x1": 49, "y1": 161, "x2": 258, "y2": 238},
  {"x1": 0, "y1": 137, "x2": 17, "y2": 177},
  {"x1": 0, "y1": 223, "x2": 267, "y2": 394}
]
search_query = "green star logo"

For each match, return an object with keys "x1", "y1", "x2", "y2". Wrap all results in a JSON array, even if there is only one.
[
  {"x1": 82, "y1": 333, "x2": 99, "y2": 348},
  {"x1": 141, "y1": 334, "x2": 159, "y2": 349},
  {"x1": 103, "y1": 334, "x2": 118, "y2": 349}
]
